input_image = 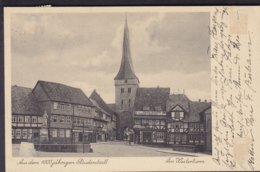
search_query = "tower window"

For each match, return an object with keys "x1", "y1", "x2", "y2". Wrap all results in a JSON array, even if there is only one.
[
  {"x1": 128, "y1": 88, "x2": 131, "y2": 93},
  {"x1": 121, "y1": 88, "x2": 124, "y2": 94},
  {"x1": 128, "y1": 99, "x2": 131, "y2": 107},
  {"x1": 125, "y1": 80, "x2": 128, "y2": 83},
  {"x1": 121, "y1": 100, "x2": 124, "y2": 109}
]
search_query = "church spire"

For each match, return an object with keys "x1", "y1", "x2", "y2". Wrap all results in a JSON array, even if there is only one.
[{"x1": 114, "y1": 16, "x2": 139, "y2": 81}]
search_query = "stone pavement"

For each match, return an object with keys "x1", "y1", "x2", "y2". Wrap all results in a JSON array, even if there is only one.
[
  {"x1": 96, "y1": 141, "x2": 210, "y2": 157},
  {"x1": 12, "y1": 141, "x2": 210, "y2": 157}
]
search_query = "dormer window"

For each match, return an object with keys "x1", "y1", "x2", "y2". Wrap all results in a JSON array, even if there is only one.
[
  {"x1": 171, "y1": 111, "x2": 184, "y2": 120},
  {"x1": 171, "y1": 105, "x2": 185, "y2": 121}
]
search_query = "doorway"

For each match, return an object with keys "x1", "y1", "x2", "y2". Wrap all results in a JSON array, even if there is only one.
[
  {"x1": 143, "y1": 132, "x2": 152, "y2": 143},
  {"x1": 79, "y1": 133, "x2": 83, "y2": 142}
]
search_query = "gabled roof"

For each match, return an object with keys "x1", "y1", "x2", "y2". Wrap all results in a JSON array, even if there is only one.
[
  {"x1": 189, "y1": 101, "x2": 211, "y2": 121},
  {"x1": 134, "y1": 87, "x2": 170, "y2": 111},
  {"x1": 12, "y1": 85, "x2": 43, "y2": 115},
  {"x1": 89, "y1": 90, "x2": 115, "y2": 116},
  {"x1": 114, "y1": 18, "x2": 139, "y2": 81},
  {"x1": 167, "y1": 94, "x2": 190, "y2": 112},
  {"x1": 166, "y1": 93, "x2": 211, "y2": 122},
  {"x1": 34, "y1": 80, "x2": 93, "y2": 106},
  {"x1": 171, "y1": 104, "x2": 186, "y2": 112},
  {"x1": 90, "y1": 98, "x2": 108, "y2": 115}
]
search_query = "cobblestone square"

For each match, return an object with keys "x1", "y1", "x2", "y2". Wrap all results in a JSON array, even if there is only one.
[{"x1": 13, "y1": 141, "x2": 200, "y2": 157}]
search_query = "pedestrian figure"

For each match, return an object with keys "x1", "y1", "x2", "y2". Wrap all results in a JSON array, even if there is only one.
[{"x1": 129, "y1": 136, "x2": 131, "y2": 145}]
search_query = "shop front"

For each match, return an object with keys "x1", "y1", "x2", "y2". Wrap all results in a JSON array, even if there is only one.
[
  {"x1": 12, "y1": 128, "x2": 40, "y2": 143},
  {"x1": 72, "y1": 129, "x2": 96, "y2": 143},
  {"x1": 134, "y1": 129, "x2": 166, "y2": 144}
]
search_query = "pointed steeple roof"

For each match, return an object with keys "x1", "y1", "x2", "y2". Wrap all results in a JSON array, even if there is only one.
[{"x1": 114, "y1": 17, "x2": 139, "y2": 81}]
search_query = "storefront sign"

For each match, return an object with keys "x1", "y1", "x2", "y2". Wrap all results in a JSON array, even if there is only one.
[{"x1": 135, "y1": 111, "x2": 166, "y2": 116}]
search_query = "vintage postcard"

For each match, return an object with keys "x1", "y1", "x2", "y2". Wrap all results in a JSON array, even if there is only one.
[{"x1": 4, "y1": 6, "x2": 260, "y2": 171}]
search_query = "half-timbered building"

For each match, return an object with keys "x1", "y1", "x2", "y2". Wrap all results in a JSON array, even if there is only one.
[
  {"x1": 12, "y1": 81, "x2": 99, "y2": 144},
  {"x1": 90, "y1": 90, "x2": 117, "y2": 141},
  {"x1": 11, "y1": 81, "x2": 119, "y2": 144},
  {"x1": 31, "y1": 81, "x2": 96, "y2": 144},
  {"x1": 166, "y1": 94, "x2": 211, "y2": 152},
  {"x1": 11, "y1": 18, "x2": 211, "y2": 153},
  {"x1": 12, "y1": 86, "x2": 44, "y2": 143},
  {"x1": 133, "y1": 87, "x2": 170, "y2": 144}
]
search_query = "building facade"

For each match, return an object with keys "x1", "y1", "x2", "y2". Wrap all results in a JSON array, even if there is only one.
[
  {"x1": 31, "y1": 81, "x2": 96, "y2": 144},
  {"x1": 132, "y1": 90, "x2": 211, "y2": 151},
  {"x1": 166, "y1": 94, "x2": 211, "y2": 152},
  {"x1": 133, "y1": 88, "x2": 170, "y2": 144},
  {"x1": 200, "y1": 107, "x2": 212, "y2": 152},
  {"x1": 12, "y1": 86, "x2": 44, "y2": 143},
  {"x1": 11, "y1": 81, "x2": 117, "y2": 144},
  {"x1": 90, "y1": 90, "x2": 117, "y2": 141}
]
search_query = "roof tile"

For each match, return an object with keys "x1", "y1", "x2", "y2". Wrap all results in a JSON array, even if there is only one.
[
  {"x1": 12, "y1": 86, "x2": 43, "y2": 115},
  {"x1": 36, "y1": 80, "x2": 93, "y2": 106},
  {"x1": 167, "y1": 93, "x2": 211, "y2": 122},
  {"x1": 134, "y1": 87, "x2": 170, "y2": 111}
]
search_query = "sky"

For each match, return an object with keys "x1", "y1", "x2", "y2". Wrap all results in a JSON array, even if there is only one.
[{"x1": 11, "y1": 12, "x2": 210, "y2": 103}]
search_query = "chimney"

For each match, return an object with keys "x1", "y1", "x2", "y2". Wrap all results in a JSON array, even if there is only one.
[
  {"x1": 204, "y1": 99, "x2": 207, "y2": 103},
  {"x1": 198, "y1": 99, "x2": 201, "y2": 102}
]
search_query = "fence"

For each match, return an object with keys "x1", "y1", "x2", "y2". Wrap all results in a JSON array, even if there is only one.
[{"x1": 34, "y1": 143, "x2": 91, "y2": 153}]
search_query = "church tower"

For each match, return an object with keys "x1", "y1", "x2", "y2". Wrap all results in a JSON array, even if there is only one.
[
  {"x1": 114, "y1": 17, "x2": 139, "y2": 139},
  {"x1": 114, "y1": 17, "x2": 139, "y2": 113}
]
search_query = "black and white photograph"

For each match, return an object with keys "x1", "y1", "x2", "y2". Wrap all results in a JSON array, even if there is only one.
[
  {"x1": 5, "y1": 6, "x2": 260, "y2": 172},
  {"x1": 10, "y1": 11, "x2": 212, "y2": 157}
]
